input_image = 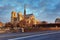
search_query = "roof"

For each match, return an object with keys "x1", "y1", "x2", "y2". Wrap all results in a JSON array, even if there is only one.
[
  {"x1": 55, "y1": 18, "x2": 60, "y2": 22},
  {"x1": 25, "y1": 14, "x2": 33, "y2": 18}
]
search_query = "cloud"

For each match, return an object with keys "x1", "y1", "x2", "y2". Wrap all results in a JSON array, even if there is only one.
[{"x1": 0, "y1": 0, "x2": 60, "y2": 23}]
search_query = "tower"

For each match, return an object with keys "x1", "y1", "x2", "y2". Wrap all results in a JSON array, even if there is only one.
[
  {"x1": 17, "y1": 12, "x2": 23, "y2": 21},
  {"x1": 11, "y1": 11, "x2": 17, "y2": 23},
  {"x1": 24, "y1": 5, "x2": 26, "y2": 17}
]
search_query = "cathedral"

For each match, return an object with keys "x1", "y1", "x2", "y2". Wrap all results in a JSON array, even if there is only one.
[{"x1": 11, "y1": 6, "x2": 40, "y2": 27}]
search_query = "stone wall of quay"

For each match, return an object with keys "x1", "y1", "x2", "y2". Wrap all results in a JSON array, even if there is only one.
[{"x1": 0, "y1": 27, "x2": 60, "y2": 33}]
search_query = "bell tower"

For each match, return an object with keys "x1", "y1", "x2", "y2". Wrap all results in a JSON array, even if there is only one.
[
  {"x1": 17, "y1": 12, "x2": 23, "y2": 21},
  {"x1": 11, "y1": 11, "x2": 17, "y2": 23}
]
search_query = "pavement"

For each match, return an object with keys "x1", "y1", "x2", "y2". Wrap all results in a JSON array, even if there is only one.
[{"x1": 0, "y1": 30, "x2": 60, "y2": 40}]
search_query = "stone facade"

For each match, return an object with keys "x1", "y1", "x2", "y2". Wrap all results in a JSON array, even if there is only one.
[{"x1": 11, "y1": 6, "x2": 40, "y2": 27}]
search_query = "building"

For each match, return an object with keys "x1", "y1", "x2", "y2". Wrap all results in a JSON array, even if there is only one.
[
  {"x1": 55, "y1": 18, "x2": 60, "y2": 23},
  {"x1": 0, "y1": 22, "x2": 3, "y2": 27},
  {"x1": 11, "y1": 6, "x2": 40, "y2": 27}
]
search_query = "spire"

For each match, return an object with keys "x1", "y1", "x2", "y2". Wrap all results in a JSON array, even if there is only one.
[{"x1": 24, "y1": 5, "x2": 26, "y2": 16}]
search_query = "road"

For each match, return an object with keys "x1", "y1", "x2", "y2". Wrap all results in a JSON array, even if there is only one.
[
  {"x1": 9, "y1": 31, "x2": 60, "y2": 40},
  {"x1": 0, "y1": 31, "x2": 60, "y2": 40}
]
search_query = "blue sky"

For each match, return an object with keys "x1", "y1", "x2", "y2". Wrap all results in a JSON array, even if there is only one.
[{"x1": 0, "y1": 0, "x2": 60, "y2": 23}]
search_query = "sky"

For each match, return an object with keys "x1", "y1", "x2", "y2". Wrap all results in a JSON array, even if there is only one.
[{"x1": 0, "y1": 0, "x2": 60, "y2": 23}]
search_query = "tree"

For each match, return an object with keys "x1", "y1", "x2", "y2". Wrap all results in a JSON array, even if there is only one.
[
  {"x1": 41, "y1": 21, "x2": 48, "y2": 24},
  {"x1": 5, "y1": 22, "x2": 14, "y2": 32}
]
